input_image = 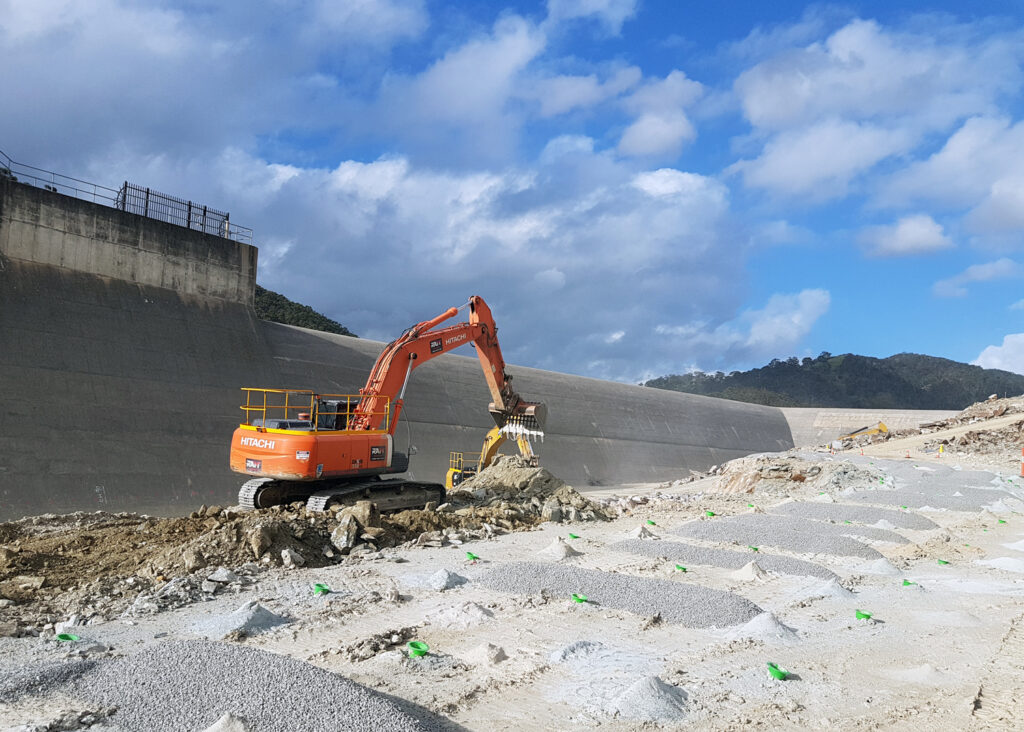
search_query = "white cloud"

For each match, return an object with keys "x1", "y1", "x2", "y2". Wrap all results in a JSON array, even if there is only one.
[
  {"x1": 735, "y1": 19, "x2": 1021, "y2": 132},
  {"x1": 732, "y1": 19, "x2": 1024, "y2": 202},
  {"x1": 617, "y1": 70, "x2": 703, "y2": 158},
  {"x1": 545, "y1": 0, "x2": 638, "y2": 34},
  {"x1": 860, "y1": 214, "x2": 954, "y2": 257},
  {"x1": 618, "y1": 112, "x2": 696, "y2": 158},
  {"x1": 530, "y1": 65, "x2": 640, "y2": 117},
  {"x1": 730, "y1": 119, "x2": 912, "y2": 198},
  {"x1": 965, "y1": 177, "x2": 1024, "y2": 235},
  {"x1": 880, "y1": 117, "x2": 1024, "y2": 209},
  {"x1": 124, "y1": 145, "x2": 743, "y2": 381},
  {"x1": 312, "y1": 0, "x2": 427, "y2": 45},
  {"x1": 743, "y1": 289, "x2": 831, "y2": 350},
  {"x1": 933, "y1": 258, "x2": 1022, "y2": 297},
  {"x1": 654, "y1": 289, "x2": 831, "y2": 368},
  {"x1": 974, "y1": 334, "x2": 1024, "y2": 375},
  {"x1": 1011, "y1": 299, "x2": 1024, "y2": 311}
]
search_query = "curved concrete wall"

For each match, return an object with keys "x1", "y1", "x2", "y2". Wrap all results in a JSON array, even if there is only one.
[
  {"x1": 0, "y1": 180, "x2": 796, "y2": 520},
  {"x1": 781, "y1": 407, "x2": 957, "y2": 447}
]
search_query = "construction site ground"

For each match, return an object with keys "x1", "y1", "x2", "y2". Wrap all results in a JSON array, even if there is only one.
[{"x1": 2, "y1": 400, "x2": 1023, "y2": 731}]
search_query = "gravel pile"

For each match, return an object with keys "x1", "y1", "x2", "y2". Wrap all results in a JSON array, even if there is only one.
[
  {"x1": 673, "y1": 515, "x2": 881, "y2": 559},
  {"x1": 721, "y1": 513, "x2": 910, "y2": 545},
  {"x1": 771, "y1": 502, "x2": 938, "y2": 530},
  {"x1": 610, "y1": 539, "x2": 838, "y2": 580},
  {"x1": 607, "y1": 675, "x2": 689, "y2": 722},
  {"x1": 478, "y1": 562, "x2": 762, "y2": 627},
  {"x1": 0, "y1": 659, "x2": 95, "y2": 702},
  {"x1": 191, "y1": 601, "x2": 291, "y2": 639},
  {"x1": 841, "y1": 488, "x2": 1013, "y2": 512},
  {"x1": 65, "y1": 640, "x2": 447, "y2": 731}
]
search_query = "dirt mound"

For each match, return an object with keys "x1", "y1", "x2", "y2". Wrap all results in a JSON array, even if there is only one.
[
  {"x1": 716, "y1": 456, "x2": 823, "y2": 494},
  {"x1": 453, "y1": 455, "x2": 612, "y2": 523},
  {"x1": 924, "y1": 419, "x2": 1024, "y2": 457}
]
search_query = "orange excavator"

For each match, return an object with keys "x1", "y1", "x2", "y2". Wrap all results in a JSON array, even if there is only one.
[{"x1": 229, "y1": 296, "x2": 546, "y2": 511}]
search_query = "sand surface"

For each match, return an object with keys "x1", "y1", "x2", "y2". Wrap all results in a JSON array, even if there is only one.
[{"x1": 2, "y1": 437, "x2": 1024, "y2": 730}]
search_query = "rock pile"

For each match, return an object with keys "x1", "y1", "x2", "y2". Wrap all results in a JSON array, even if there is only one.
[{"x1": 450, "y1": 455, "x2": 612, "y2": 524}]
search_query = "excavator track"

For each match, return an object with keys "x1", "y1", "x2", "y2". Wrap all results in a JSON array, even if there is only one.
[
  {"x1": 238, "y1": 477, "x2": 317, "y2": 510},
  {"x1": 306, "y1": 478, "x2": 445, "y2": 512},
  {"x1": 238, "y1": 476, "x2": 444, "y2": 513}
]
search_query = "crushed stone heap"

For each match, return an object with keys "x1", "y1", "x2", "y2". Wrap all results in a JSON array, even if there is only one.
[{"x1": 451, "y1": 455, "x2": 613, "y2": 524}]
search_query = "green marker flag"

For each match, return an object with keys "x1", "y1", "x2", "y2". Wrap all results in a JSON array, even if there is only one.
[
  {"x1": 675, "y1": 565, "x2": 687, "y2": 572},
  {"x1": 466, "y1": 552, "x2": 480, "y2": 561},
  {"x1": 568, "y1": 533, "x2": 580, "y2": 539}
]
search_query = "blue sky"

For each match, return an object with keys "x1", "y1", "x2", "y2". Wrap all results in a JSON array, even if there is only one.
[{"x1": 2, "y1": 0, "x2": 1023, "y2": 380}]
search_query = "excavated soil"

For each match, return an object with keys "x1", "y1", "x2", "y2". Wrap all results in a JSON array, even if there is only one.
[{"x1": 0, "y1": 457, "x2": 605, "y2": 626}]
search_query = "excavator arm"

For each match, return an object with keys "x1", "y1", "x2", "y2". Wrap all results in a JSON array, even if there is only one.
[{"x1": 348, "y1": 296, "x2": 546, "y2": 438}]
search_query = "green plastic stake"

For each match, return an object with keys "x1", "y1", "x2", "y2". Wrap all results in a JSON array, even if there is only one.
[
  {"x1": 855, "y1": 609, "x2": 872, "y2": 620},
  {"x1": 568, "y1": 533, "x2": 580, "y2": 539},
  {"x1": 937, "y1": 559, "x2": 950, "y2": 565},
  {"x1": 646, "y1": 520, "x2": 656, "y2": 526},
  {"x1": 571, "y1": 593, "x2": 588, "y2": 603},
  {"x1": 902, "y1": 579, "x2": 916, "y2": 586},
  {"x1": 901, "y1": 505, "x2": 907, "y2": 510},
  {"x1": 312, "y1": 583, "x2": 330, "y2": 596},
  {"x1": 998, "y1": 519, "x2": 1007, "y2": 524},
  {"x1": 407, "y1": 641, "x2": 429, "y2": 658},
  {"x1": 466, "y1": 552, "x2": 480, "y2": 561},
  {"x1": 766, "y1": 662, "x2": 789, "y2": 680},
  {"x1": 747, "y1": 503, "x2": 754, "y2": 508},
  {"x1": 705, "y1": 511, "x2": 716, "y2": 517},
  {"x1": 55, "y1": 633, "x2": 80, "y2": 642},
  {"x1": 844, "y1": 520, "x2": 852, "y2": 524},
  {"x1": 675, "y1": 565, "x2": 687, "y2": 572},
  {"x1": 748, "y1": 545, "x2": 759, "y2": 552}
]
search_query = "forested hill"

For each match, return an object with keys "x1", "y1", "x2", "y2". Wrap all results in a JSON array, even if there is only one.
[
  {"x1": 644, "y1": 353, "x2": 1024, "y2": 410},
  {"x1": 254, "y1": 285, "x2": 356, "y2": 336}
]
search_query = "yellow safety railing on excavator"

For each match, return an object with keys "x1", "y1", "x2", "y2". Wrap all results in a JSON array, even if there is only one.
[{"x1": 239, "y1": 388, "x2": 390, "y2": 434}]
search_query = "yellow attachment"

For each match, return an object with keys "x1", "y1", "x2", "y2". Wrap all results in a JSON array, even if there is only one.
[{"x1": 839, "y1": 421, "x2": 889, "y2": 440}]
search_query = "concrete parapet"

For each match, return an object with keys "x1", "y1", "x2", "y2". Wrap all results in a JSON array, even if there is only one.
[{"x1": 0, "y1": 177, "x2": 256, "y2": 305}]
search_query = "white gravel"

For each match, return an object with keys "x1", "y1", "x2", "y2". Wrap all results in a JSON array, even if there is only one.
[
  {"x1": 609, "y1": 539, "x2": 839, "y2": 580},
  {"x1": 65, "y1": 640, "x2": 448, "y2": 731},
  {"x1": 478, "y1": 562, "x2": 762, "y2": 627},
  {"x1": 771, "y1": 501, "x2": 939, "y2": 530},
  {"x1": 673, "y1": 515, "x2": 883, "y2": 559}
]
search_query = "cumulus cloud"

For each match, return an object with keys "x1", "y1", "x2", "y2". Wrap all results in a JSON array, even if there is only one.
[
  {"x1": 545, "y1": 0, "x2": 638, "y2": 34},
  {"x1": 974, "y1": 334, "x2": 1024, "y2": 375},
  {"x1": 529, "y1": 65, "x2": 641, "y2": 117},
  {"x1": 732, "y1": 19, "x2": 1024, "y2": 199},
  {"x1": 860, "y1": 214, "x2": 954, "y2": 257},
  {"x1": 735, "y1": 19, "x2": 1021, "y2": 132},
  {"x1": 932, "y1": 258, "x2": 1022, "y2": 298},
  {"x1": 1011, "y1": 299, "x2": 1024, "y2": 311},
  {"x1": 730, "y1": 119, "x2": 912, "y2": 198},
  {"x1": 617, "y1": 70, "x2": 703, "y2": 158},
  {"x1": 654, "y1": 289, "x2": 831, "y2": 369},
  {"x1": 109, "y1": 144, "x2": 742, "y2": 381}
]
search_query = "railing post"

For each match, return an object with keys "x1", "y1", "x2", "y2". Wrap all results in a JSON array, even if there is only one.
[
  {"x1": 144, "y1": 187, "x2": 150, "y2": 217},
  {"x1": 186, "y1": 200, "x2": 192, "y2": 230}
]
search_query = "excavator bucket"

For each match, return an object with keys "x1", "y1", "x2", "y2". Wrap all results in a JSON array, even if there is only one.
[{"x1": 491, "y1": 399, "x2": 547, "y2": 442}]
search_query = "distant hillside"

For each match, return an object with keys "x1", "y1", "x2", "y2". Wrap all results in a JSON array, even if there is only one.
[
  {"x1": 254, "y1": 285, "x2": 356, "y2": 336},
  {"x1": 644, "y1": 353, "x2": 1024, "y2": 410}
]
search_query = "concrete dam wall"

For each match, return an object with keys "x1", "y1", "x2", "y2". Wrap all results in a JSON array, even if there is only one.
[{"x1": 0, "y1": 179, "x2": 800, "y2": 520}]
